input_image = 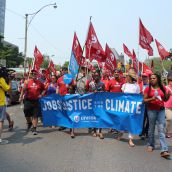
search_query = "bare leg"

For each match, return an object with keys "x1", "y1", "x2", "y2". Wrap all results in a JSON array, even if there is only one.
[{"x1": 0, "y1": 121, "x2": 3, "y2": 139}]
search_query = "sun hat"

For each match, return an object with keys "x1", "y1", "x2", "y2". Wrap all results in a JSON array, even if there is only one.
[{"x1": 128, "y1": 69, "x2": 137, "y2": 80}]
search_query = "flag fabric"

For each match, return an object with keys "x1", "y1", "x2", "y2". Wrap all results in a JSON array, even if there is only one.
[
  {"x1": 123, "y1": 44, "x2": 134, "y2": 59},
  {"x1": 85, "y1": 22, "x2": 106, "y2": 62},
  {"x1": 132, "y1": 49, "x2": 136, "y2": 60},
  {"x1": 139, "y1": 19, "x2": 154, "y2": 56},
  {"x1": 44, "y1": 68, "x2": 51, "y2": 80},
  {"x1": 131, "y1": 50, "x2": 139, "y2": 74},
  {"x1": 155, "y1": 39, "x2": 170, "y2": 60},
  {"x1": 72, "y1": 32, "x2": 84, "y2": 65},
  {"x1": 69, "y1": 51, "x2": 79, "y2": 78},
  {"x1": 142, "y1": 62, "x2": 153, "y2": 75},
  {"x1": 48, "y1": 60, "x2": 56, "y2": 75},
  {"x1": 33, "y1": 46, "x2": 44, "y2": 71},
  {"x1": 132, "y1": 59, "x2": 138, "y2": 73},
  {"x1": 104, "y1": 44, "x2": 117, "y2": 72}
]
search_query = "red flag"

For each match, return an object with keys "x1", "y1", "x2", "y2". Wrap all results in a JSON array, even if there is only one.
[
  {"x1": 139, "y1": 19, "x2": 154, "y2": 56},
  {"x1": 123, "y1": 44, "x2": 134, "y2": 59},
  {"x1": 104, "y1": 43, "x2": 117, "y2": 71},
  {"x1": 44, "y1": 68, "x2": 51, "y2": 80},
  {"x1": 131, "y1": 50, "x2": 139, "y2": 73},
  {"x1": 48, "y1": 60, "x2": 56, "y2": 74},
  {"x1": 33, "y1": 46, "x2": 43, "y2": 71},
  {"x1": 132, "y1": 49, "x2": 137, "y2": 60},
  {"x1": 85, "y1": 22, "x2": 106, "y2": 62},
  {"x1": 142, "y1": 62, "x2": 153, "y2": 75},
  {"x1": 155, "y1": 39, "x2": 170, "y2": 60},
  {"x1": 72, "y1": 32, "x2": 84, "y2": 65}
]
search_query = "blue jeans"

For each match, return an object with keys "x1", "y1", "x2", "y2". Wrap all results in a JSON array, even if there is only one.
[{"x1": 147, "y1": 109, "x2": 168, "y2": 152}]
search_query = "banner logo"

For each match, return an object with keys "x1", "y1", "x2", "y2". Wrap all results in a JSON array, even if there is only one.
[{"x1": 74, "y1": 115, "x2": 80, "y2": 123}]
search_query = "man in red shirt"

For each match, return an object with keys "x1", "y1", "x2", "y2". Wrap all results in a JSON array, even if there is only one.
[
  {"x1": 19, "y1": 70, "x2": 45, "y2": 135},
  {"x1": 56, "y1": 67, "x2": 75, "y2": 95},
  {"x1": 107, "y1": 69, "x2": 124, "y2": 134},
  {"x1": 56, "y1": 66, "x2": 75, "y2": 131},
  {"x1": 108, "y1": 69, "x2": 124, "y2": 92}
]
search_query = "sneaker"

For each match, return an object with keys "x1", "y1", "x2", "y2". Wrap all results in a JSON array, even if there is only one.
[
  {"x1": 0, "y1": 139, "x2": 9, "y2": 145},
  {"x1": 9, "y1": 120, "x2": 14, "y2": 131},
  {"x1": 161, "y1": 151, "x2": 171, "y2": 158},
  {"x1": 58, "y1": 127, "x2": 66, "y2": 131},
  {"x1": 38, "y1": 118, "x2": 42, "y2": 124},
  {"x1": 26, "y1": 123, "x2": 32, "y2": 132},
  {"x1": 32, "y1": 128, "x2": 38, "y2": 135}
]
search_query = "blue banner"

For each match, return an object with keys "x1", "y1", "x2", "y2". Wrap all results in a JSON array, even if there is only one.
[
  {"x1": 69, "y1": 51, "x2": 79, "y2": 78},
  {"x1": 40, "y1": 92, "x2": 145, "y2": 134}
]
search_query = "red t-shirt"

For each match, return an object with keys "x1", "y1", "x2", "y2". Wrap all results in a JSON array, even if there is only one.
[
  {"x1": 108, "y1": 79, "x2": 124, "y2": 92},
  {"x1": 57, "y1": 76, "x2": 74, "y2": 95},
  {"x1": 25, "y1": 79, "x2": 44, "y2": 100},
  {"x1": 144, "y1": 86, "x2": 166, "y2": 110},
  {"x1": 101, "y1": 79, "x2": 109, "y2": 91}
]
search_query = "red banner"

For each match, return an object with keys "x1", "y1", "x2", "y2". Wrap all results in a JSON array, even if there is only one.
[
  {"x1": 85, "y1": 22, "x2": 106, "y2": 62},
  {"x1": 104, "y1": 43, "x2": 117, "y2": 71},
  {"x1": 72, "y1": 32, "x2": 84, "y2": 65},
  {"x1": 139, "y1": 19, "x2": 154, "y2": 56},
  {"x1": 123, "y1": 43, "x2": 134, "y2": 59},
  {"x1": 155, "y1": 39, "x2": 170, "y2": 60},
  {"x1": 33, "y1": 46, "x2": 43, "y2": 71},
  {"x1": 142, "y1": 62, "x2": 153, "y2": 75}
]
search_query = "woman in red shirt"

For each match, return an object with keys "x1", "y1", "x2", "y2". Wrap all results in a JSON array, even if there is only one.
[{"x1": 144, "y1": 73, "x2": 171, "y2": 158}]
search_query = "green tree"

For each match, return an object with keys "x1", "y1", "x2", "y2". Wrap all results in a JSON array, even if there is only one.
[
  {"x1": 145, "y1": 57, "x2": 172, "y2": 73},
  {"x1": 63, "y1": 61, "x2": 69, "y2": 68},
  {"x1": 0, "y1": 44, "x2": 24, "y2": 67}
]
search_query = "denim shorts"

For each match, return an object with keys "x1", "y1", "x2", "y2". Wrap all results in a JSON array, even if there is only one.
[{"x1": 0, "y1": 106, "x2": 6, "y2": 122}]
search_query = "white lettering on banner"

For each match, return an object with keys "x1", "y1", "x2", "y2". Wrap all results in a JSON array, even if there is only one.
[
  {"x1": 131, "y1": 101, "x2": 136, "y2": 113},
  {"x1": 42, "y1": 98, "x2": 142, "y2": 114},
  {"x1": 136, "y1": 102, "x2": 142, "y2": 114},
  {"x1": 125, "y1": 101, "x2": 130, "y2": 113},
  {"x1": 42, "y1": 99, "x2": 93, "y2": 111},
  {"x1": 105, "y1": 99, "x2": 142, "y2": 114},
  {"x1": 118, "y1": 100, "x2": 124, "y2": 112}
]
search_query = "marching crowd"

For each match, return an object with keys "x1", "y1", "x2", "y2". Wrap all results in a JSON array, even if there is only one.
[{"x1": 0, "y1": 65, "x2": 172, "y2": 159}]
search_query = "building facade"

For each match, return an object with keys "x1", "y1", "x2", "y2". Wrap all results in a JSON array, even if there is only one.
[{"x1": 0, "y1": 0, "x2": 6, "y2": 37}]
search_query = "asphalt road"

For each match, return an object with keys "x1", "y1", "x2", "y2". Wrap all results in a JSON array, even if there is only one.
[{"x1": 0, "y1": 104, "x2": 172, "y2": 172}]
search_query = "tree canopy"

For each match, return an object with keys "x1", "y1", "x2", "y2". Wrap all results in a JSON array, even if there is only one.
[{"x1": 0, "y1": 44, "x2": 24, "y2": 67}]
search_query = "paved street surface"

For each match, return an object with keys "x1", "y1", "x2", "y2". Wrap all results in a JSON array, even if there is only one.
[{"x1": 0, "y1": 104, "x2": 172, "y2": 172}]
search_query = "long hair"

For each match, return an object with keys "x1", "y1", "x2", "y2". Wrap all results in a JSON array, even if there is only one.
[{"x1": 149, "y1": 73, "x2": 166, "y2": 95}]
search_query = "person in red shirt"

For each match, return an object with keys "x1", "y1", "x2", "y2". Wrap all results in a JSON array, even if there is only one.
[
  {"x1": 107, "y1": 69, "x2": 124, "y2": 134},
  {"x1": 108, "y1": 69, "x2": 124, "y2": 92},
  {"x1": 101, "y1": 71, "x2": 109, "y2": 91},
  {"x1": 56, "y1": 67, "x2": 75, "y2": 96},
  {"x1": 144, "y1": 73, "x2": 171, "y2": 159},
  {"x1": 19, "y1": 70, "x2": 45, "y2": 135},
  {"x1": 56, "y1": 66, "x2": 75, "y2": 131}
]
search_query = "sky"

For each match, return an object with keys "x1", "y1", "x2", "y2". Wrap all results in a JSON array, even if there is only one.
[{"x1": 4, "y1": 0, "x2": 172, "y2": 65}]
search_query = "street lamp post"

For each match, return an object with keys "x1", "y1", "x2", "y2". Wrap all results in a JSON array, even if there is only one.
[{"x1": 23, "y1": 3, "x2": 57, "y2": 73}]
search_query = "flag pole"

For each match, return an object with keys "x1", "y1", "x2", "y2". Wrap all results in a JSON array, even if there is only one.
[
  {"x1": 137, "y1": 17, "x2": 140, "y2": 76},
  {"x1": 160, "y1": 59, "x2": 168, "y2": 84},
  {"x1": 86, "y1": 17, "x2": 92, "y2": 81},
  {"x1": 75, "y1": 45, "x2": 85, "y2": 82}
]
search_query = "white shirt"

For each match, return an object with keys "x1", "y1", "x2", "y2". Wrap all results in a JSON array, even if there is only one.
[{"x1": 121, "y1": 83, "x2": 140, "y2": 94}]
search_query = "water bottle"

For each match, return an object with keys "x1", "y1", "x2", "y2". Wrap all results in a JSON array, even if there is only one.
[
  {"x1": 154, "y1": 90, "x2": 158, "y2": 97},
  {"x1": 154, "y1": 90, "x2": 162, "y2": 100}
]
